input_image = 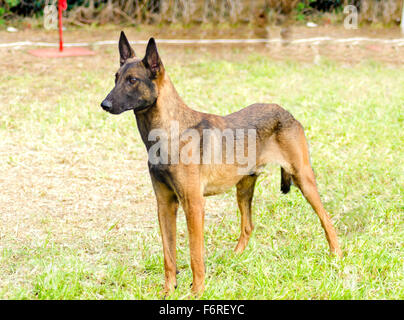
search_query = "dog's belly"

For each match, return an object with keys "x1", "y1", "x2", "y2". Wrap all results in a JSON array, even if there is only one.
[
  {"x1": 201, "y1": 164, "x2": 244, "y2": 196},
  {"x1": 203, "y1": 181, "x2": 237, "y2": 196}
]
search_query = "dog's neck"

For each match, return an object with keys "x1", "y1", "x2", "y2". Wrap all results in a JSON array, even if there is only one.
[{"x1": 134, "y1": 73, "x2": 201, "y2": 150}]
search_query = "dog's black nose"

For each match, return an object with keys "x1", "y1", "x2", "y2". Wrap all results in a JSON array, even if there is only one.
[{"x1": 101, "y1": 99, "x2": 112, "y2": 111}]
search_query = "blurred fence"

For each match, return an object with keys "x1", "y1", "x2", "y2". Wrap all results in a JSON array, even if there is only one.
[{"x1": 0, "y1": 0, "x2": 402, "y2": 25}]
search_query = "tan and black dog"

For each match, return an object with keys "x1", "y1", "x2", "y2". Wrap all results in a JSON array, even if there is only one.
[{"x1": 101, "y1": 32, "x2": 342, "y2": 296}]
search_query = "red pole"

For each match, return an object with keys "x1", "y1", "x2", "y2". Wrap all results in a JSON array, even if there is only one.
[{"x1": 58, "y1": 0, "x2": 63, "y2": 52}]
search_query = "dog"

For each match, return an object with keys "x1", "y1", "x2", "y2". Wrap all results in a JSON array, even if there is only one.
[{"x1": 101, "y1": 32, "x2": 342, "y2": 296}]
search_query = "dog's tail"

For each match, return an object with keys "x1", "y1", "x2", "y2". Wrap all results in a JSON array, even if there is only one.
[{"x1": 280, "y1": 167, "x2": 292, "y2": 194}]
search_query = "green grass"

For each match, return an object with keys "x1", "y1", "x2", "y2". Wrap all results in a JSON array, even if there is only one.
[{"x1": 0, "y1": 49, "x2": 403, "y2": 299}]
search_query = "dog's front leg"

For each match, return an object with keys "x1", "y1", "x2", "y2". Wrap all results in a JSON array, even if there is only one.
[
  {"x1": 158, "y1": 199, "x2": 179, "y2": 296},
  {"x1": 182, "y1": 193, "x2": 205, "y2": 296},
  {"x1": 152, "y1": 178, "x2": 179, "y2": 296}
]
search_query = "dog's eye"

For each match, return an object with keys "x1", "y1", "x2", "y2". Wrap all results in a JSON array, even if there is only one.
[{"x1": 128, "y1": 77, "x2": 138, "y2": 85}]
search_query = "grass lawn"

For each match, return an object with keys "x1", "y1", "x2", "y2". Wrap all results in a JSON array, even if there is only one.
[{"x1": 0, "y1": 45, "x2": 403, "y2": 299}]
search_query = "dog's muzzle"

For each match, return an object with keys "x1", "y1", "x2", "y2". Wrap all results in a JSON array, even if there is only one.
[{"x1": 101, "y1": 99, "x2": 113, "y2": 111}]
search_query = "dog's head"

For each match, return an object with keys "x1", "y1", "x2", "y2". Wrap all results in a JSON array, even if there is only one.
[{"x1": 101, "y1": 32, "x2": 164, "y2": 115}]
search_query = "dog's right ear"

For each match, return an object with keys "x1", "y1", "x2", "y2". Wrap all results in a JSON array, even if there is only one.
[{"x1": 119, "y1": 31, "x2": 135, "y2": 66}]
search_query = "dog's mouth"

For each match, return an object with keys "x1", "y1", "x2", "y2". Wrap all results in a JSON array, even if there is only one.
[
  {"x1": 101, "y1": 103, "x2": 134, "y2": 115},
  {"x1": 106, "y1": 108, "x2": 124, "y2": 115},
  {"x1": 101, "y1": 98, "x2": 155, "y2": 115}
]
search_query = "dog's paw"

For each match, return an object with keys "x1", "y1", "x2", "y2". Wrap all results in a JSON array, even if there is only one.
[
  {"x1": 333, "y1": 247, "x2": 344, "y2": 258},
  {"x1": 190, "y1": 283, "x2": 205, "y2": 297}
]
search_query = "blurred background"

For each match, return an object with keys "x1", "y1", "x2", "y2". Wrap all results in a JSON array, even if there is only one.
[{"x1": 0, "y1": 0, "x2": 402, "y2": 30}]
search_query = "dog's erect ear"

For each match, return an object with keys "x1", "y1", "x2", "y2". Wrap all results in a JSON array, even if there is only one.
[
  {"x1": 143, "y1": 38, "x2": 164, "y2": 79},
  {"x1": 119, "y1": 31, "x2": 135, "y2": 66}
]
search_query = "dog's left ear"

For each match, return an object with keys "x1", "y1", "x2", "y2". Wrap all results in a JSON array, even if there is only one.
[{"x1": 143, "y1": 38, "x2": 164, "y2": 79}]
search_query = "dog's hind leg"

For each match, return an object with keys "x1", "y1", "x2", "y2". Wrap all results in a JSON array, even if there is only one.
[
  {"x1": 234, "y1": 174, "x2": 258, "y2": 254},
  {"x1": 280, "y1": 124, "x2": 343, "y2": 257},
  {"x1": 292, "y1": 165, "x2": 342, "y2": 257}
]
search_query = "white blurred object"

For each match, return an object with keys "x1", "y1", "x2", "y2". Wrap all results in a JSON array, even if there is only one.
[
  {"x1": 314, "y1": 54, "x2": 321, "y2": 65},
  {"x1": 312, "y1": 46, "x2": 321, "y2": 65},
  {"x1": 401, "y1": 0, "x2": 404, "y2": 34},
  {"x1": 306, "y1": 22, "x2": 318, "y2": 28},
  {"x1": 6, "y1": 27, "x2": 18, "y2": 32}
]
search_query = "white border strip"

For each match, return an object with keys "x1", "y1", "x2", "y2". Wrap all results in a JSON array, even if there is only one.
[{"x1": 0, "y1": 37, "x2": 404, "y2": 48}]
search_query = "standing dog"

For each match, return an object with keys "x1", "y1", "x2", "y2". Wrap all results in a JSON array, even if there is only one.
[{"x1": 101, "y1": 32, "x2": 342, "y2": 296}]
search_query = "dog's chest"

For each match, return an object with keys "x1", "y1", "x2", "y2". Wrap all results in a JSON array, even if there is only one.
[{"x1": 148, "y1": 163, "x2": 173, "y2": 187}]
